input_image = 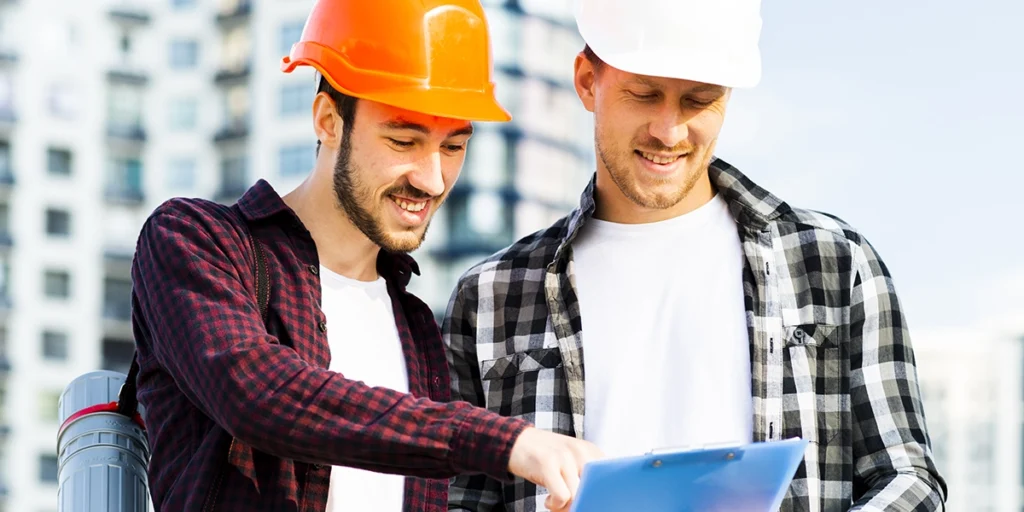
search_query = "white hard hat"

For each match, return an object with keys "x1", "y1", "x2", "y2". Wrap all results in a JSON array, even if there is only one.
[{"x1": 573, "y1": 0, "x2": 763, "y2": 88}]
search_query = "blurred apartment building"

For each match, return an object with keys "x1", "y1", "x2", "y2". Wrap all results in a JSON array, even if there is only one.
[
  {"x1": 0, "y1": 0, "x2": 592, "y2": 510},
  {"x1": 913, "y1": 328, "x2": 1024, "y2": 512}
]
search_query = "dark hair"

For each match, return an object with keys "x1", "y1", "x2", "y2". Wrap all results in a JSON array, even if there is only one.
[
  {"x1": 315, "y1": 74, "x2": 359, "y2": 156},
  {"x1": 582, "y1": 44, "x2": 605, "y2": 70}
]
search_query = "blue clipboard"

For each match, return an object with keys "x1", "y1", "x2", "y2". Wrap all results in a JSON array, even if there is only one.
[{"x1": 571, "y1": 437, "x2": 809, "y2": 512}]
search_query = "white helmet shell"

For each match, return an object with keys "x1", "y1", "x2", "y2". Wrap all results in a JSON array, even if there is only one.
[{"x1": 573, "y1": 0, "x2": 763, "y2": 88}]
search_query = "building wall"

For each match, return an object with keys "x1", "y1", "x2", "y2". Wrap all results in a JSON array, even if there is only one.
[
  {"x1": 913, "y1": 328, "x2": 1023, "y2": 512},
  {"x1": 0, "y1": 0, "x2": 595, "y2": 510}
]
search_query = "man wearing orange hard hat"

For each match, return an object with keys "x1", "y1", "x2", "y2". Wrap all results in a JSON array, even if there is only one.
[{"x1": 127, "y1": 0, "x2": 603, "y2": 511}]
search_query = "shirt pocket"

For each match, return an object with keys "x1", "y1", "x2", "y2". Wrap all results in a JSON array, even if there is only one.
[
  {"x1": 479, "y1": 348, "x2": 565, "y2": 419},
  {"x1": 783, "y1": 324, "x2": 844, "y2": 446}
]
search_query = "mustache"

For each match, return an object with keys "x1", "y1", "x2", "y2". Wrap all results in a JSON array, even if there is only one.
[
  {"x1": 383, "y1": 184, "x2": 434, "y2": 200},
  {"x1": 633, "y1": 137, "x2": 695, "y2": 154}
]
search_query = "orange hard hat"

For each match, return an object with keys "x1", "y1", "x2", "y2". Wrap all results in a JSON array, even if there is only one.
[{"x1": 281, "y1": 0, "x2": 511, "y2": 122}]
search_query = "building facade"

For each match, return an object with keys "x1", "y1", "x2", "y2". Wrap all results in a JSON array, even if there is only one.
[
  {"x1": 913, "y1": 328, "x2": 1023, "y2": 512},
  {"x1": 0, "y1": 0, "x2": 593, "y2": 510}
]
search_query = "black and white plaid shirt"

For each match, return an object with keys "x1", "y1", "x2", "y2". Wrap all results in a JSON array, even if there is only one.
[{"x1": 442, "y1": 158, "x2": 947, "y2": 511}]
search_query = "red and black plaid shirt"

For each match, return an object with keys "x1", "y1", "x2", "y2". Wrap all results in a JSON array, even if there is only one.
[{"x1": 130, "y1": 180, "x2": 529, "y2": 511}]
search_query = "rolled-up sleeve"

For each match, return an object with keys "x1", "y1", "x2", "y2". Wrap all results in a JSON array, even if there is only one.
[{"x1": 848, "y1": 237, "x2": 947, "y2": 510}]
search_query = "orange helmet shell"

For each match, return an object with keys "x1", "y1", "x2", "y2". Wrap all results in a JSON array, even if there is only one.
[{"x1": 282, "y1": 0, "x2": 511, "y2": 122}]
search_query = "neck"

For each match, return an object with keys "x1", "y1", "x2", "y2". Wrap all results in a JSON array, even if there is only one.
[
  {"x1": 282, "y1": 165, "x2": 381, "y2": 281},
  {"x1": 592, "y1": 168, "x2": 715, "y2": 224}
]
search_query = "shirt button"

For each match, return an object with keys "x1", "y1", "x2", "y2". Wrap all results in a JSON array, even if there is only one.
[
  {"x1": 309, "y1": 265, "x2": 319, "y2": 275},
  {"x1": 318, "y1": 321, "x2": 327, "y2": 333},
  {"x1": 432, "y1": 376, "x2": 441, "y2": 388}
]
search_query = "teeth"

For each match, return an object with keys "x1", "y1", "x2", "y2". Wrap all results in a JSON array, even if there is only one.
[
  {"x1": 641, "y1": 152, "x2": 680, "y2": 165},
  {"x1": 394, "y1": 197, "x2": 426, "y2": 212}
]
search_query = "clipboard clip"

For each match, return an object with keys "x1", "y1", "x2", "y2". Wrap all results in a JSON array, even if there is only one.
[
  {"x1": 645, "y1": 441, "x2": 744, "y2": 468},
  {"x1": 645, "y1": 440, "x2": 743, "y2": 456}
]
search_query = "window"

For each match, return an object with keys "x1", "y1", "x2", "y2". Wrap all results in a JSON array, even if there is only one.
[
  {"x1": 42, "y1": 331, "x2": 68, "y2": 361},
  {"x1": 279, "y1": 83, "x2": 309, "y2": 116},
  {"x1": 167, "y1": 158, "x2": 196, "y2": 190},
  {"x1": 222, "y1": 26, "x2": 251, "y2": 71},
  {"x1": 0, "y1": 140, "x2": 11, "y2": 180},
  {"x1": 448, "y1": 192, "x2": 513, "y2": 249},
  {"x1": 0, "y1": 202, "x2": 9, "y2": 239},
  {"x1": 102, "y1": 338, "x2": 135, "y2": 374},
  {"x1": 44, "y1": 270, "x2": 71, "y2": 299},
  {"x1": 103, "y1": 277, "x2": 133, "y2": 321},
  {"x1": 107, "y1": 157, "x2": 143, "y2": 199},
  {"x1": 39, "y1": 454, "x2": 58, "y2": 483},
  {"x1": 172, "y1": 0, "x2": 196, "y2": 8},
  {"x1": 0, "y1": 257, "x2": 9, "y2": 303},
  {"x1": 47, "y1": 148, "x2": 72, "y2": 176},
  {"x1": 279, "y1": 21, "x2": 305, "y2": 56},
  {"x1": 169, "y1": 98, "x2": 197, "y2": 131},
  {"x1": 279, "y1": 145, "x2": 313, "y2": 177},
  {"x1": 107, "y1": 83, "x2": 143, "y2": 129},
  {"x1": 45, "y1": 209, "x2": 71, "y2": 237},
  {"x1": 119, "y1": 33, "x2": 132, "y2": 56},
  {"x1": 221, "y1": 156, "x2": 247, "y2": 193},
  {"x1": 39, "y1": 391, "x2": 60, "y2": 423},
  {"x1": 170, "y1": 39, "x2": 199, "y2": 69}
]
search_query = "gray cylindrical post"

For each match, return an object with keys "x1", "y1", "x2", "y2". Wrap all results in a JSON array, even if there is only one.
[{"x1": 56, "y1": 370, "x2": 151, "y2": 511}]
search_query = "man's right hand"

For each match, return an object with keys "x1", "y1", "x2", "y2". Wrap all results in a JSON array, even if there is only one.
[{"x1": 507, "y1": 427, "x2": 605, "y2": 512}]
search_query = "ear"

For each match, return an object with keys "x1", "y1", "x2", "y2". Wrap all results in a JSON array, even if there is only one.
[
  {"x1": 312, "y1": 92, "x2": 342, "y2": 149},
  {"x1": 573, "y1": 53, "x2": 597, "y2": 113}
]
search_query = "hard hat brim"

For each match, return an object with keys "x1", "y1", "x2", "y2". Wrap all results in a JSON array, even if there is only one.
[{"x1": 282, "y1": 52, "x2": 512, "y2": 123}]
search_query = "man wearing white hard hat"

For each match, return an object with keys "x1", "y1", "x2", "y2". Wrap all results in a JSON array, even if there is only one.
[{"x1": 443, "y1": 0, "x2": 947, "y2": 510}]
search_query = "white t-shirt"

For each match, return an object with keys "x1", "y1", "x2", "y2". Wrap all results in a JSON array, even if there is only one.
[
  {"x1": 319, "y1": 266, "x2": 409, "y2": 512},
  {"x1": 571, "y1": 193, "x2": 753, "y2": 457}
]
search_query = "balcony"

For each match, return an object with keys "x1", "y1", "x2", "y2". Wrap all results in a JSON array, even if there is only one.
[
  {"x1": 214, "y1": 118, "x2": 249, "y2": 143},
  {"x1": 107, "y1": 68, "x2": 149, "y2": 87},
  {"x1": 108, "y1": 3, "x2": 152, "y2": 25},
  {"x1": 104, "y1": 185, "x2": 144, "y2": 206},
  {"x1": 107, "y1": 123, "x2": 147, "y2": 143},
  {"x1": 214, "y1": 63, "x2": 251, "y2": 86},
  {"x1": 215, "y1": 0, "x2": 251, "y2": 27}
]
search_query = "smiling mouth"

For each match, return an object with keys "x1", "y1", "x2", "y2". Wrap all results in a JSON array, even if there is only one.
[
  {"x1": 390, "y1": 195, "x2": 428, "y2": 213},
  {"x1": 636, "y1": 150, "x2": 687, "y2": 165}
]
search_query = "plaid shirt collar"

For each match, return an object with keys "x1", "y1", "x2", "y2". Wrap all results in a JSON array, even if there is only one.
[
  {"x1": 553, "y1": 158, "x2": 792, "y2": 268},
  {"x1": 236, "y1": 179, "x2": 422, "y2": 290}
]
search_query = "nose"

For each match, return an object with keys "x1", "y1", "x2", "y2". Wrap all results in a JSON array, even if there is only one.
[
  {"x1": 406, "y1": 151, "x2": 446, "y2": 198},
  {"x1": 647, "y1": 104, "x2": 689, "y2": 149}
]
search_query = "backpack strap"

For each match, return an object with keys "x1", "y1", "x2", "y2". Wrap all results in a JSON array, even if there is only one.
[{"x1": 117, "y1": 223, "x2": 270, "y2": 420}]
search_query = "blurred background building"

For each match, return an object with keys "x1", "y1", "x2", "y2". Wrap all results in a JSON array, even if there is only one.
[
  {"x1": 0, "y1": 0, "x2": 1017, "y2": 511},
  {"x1": 0, "y1": 0, "x2": 592, "y2": 510}
]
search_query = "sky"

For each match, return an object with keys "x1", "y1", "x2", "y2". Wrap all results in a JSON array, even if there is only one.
[{"x1": 713, "y1": 0, "x2": 1024, "y2": 333}]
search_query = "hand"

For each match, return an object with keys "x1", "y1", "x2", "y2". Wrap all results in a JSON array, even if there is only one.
[{"x1": 507, "y1": 427, "x2": 605, "y2": 512}]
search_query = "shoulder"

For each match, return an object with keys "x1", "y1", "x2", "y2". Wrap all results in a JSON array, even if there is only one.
[
  {"x1": 142, "y1": 197, "x2": 247, "y2": 244},
  {"x1": 452, "y1": 214, "x2": 571, "y2": 298},
  {"x1": 774, "y1": 206, "x2": 889, "y2": 277}
]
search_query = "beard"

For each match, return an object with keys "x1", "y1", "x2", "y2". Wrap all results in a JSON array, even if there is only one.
[
  {"x1": 596, "y1": 131, "x2": 715, "y2": 210},
  {"x1": 331, "y1": 131, "x2": 432, "y2": 254}
]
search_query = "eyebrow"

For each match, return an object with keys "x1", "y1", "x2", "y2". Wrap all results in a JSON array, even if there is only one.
[
  {"x1": 625, "y1": 77, "x2": 726, "y2": 95},
  {"x1": 381, "y1": 119, "x2": 474, "y2": 138}
]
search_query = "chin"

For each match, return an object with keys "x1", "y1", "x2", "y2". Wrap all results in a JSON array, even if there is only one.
[{"x1": 378, "y1": 230, "x2": 427, "y2": 254}]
